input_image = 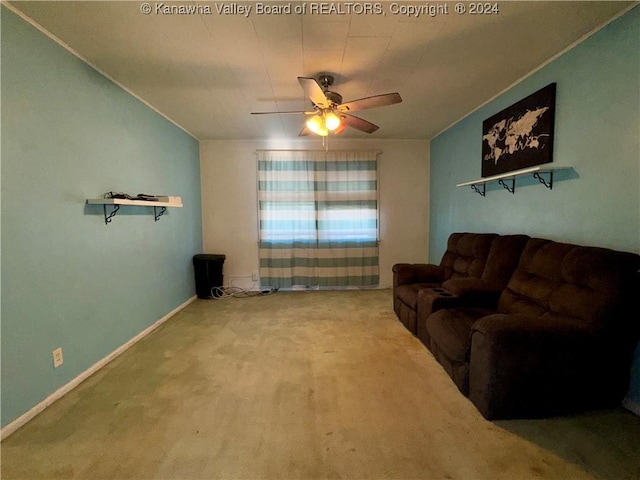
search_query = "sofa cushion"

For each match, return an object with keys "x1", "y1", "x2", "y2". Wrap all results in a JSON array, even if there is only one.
[
  {"x1": 481, "y1": 234, "x2": 530, "y2": 287},
  {"x1": 499, "y1": 239, "x2": 640, "y2": 325},
  {"x1": 426, "y1": 307, "x2": 493, "y2": 363},
  {"x1": 416, "y1": 288, "x2": 468, "y2": 344},
  {"x1": 440, "y1": 233, "x2": 497, "y2": 281},
  {"x1": 441, "y1": 235, "x2": 529, "y2": 297}
]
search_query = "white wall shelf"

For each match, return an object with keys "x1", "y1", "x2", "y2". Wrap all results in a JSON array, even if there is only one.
[
  {"x1": 457, "y1": 166, "x2": 572, "y2": 196},
  {"x1": 87, "y1": 196, "x2": 183, "y2": 224}
]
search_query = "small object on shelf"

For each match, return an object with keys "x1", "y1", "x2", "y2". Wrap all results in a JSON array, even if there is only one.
[
  {"x1": 135, "y1": 194, "x2": 161, "y2": 201},
  {"x1": 87, "y1": 195, "x2": 183, "y2": 224},
  {"x1": 103, "y1": 191, "x2": 133, "y2": 200}
]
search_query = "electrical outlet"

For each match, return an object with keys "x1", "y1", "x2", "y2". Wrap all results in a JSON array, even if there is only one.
[
  {"x1": 52, "y1": 347, "x2": 63, "y2": 368},
  {"x1": 252, "y1": 271, "x2": 259, "y2": 282}
]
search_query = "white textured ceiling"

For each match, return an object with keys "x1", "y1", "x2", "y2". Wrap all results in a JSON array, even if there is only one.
[{"x1": 8, "y1": 1, "x2": 635, "y2": 140}]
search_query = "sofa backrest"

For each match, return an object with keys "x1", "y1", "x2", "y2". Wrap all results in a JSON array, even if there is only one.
[
  {"x1": 499, "y1": 238, "x2": 640, "y2": 325},
  {"x1": 481, "y1": 234, "x2": 530, "y2": 289},
  {"x1": 440, "y1": 233, "x2": 497, "y2": 281}
]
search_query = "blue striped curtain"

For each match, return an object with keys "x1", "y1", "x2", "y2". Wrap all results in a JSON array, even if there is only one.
[{"x1": 258, "y1": 150, "x2": 379, "y2": 289}]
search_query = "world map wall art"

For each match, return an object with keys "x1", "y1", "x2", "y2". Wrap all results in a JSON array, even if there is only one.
[{"x1": 482, "y1": 83, "x2": 556, "y2": 177}]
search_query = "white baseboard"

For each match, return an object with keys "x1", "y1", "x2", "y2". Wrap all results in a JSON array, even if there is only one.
[
  {"x1": 622, "y1": 396, "x2": 640, "y2": 417},
  {"x1": 0, "y1": 295, "x2": 197, "y2": 441}
]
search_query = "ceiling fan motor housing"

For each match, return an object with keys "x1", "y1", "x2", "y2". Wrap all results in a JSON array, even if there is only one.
[
  {"x1": 318, "y1": 74, "x2": 343, "y2": 107},
  {"x1": 325, "y1": 90, "x2": 343, "y2": 107}
]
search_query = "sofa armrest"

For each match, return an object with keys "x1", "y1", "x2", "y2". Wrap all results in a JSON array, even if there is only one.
[
  {"x1": 468, "y1": 314, "x2": 607, "y2": 419},
  {"x1": 392, "y1": 263, "x2": 445, "y2": 287},
  {"x1": 441, "y1": 278, "x2": 502, "y2": 308}
]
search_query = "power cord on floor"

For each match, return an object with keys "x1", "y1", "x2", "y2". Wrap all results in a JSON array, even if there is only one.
[{"x1": 210, "y1": 286, "x2": 278, "y2": 299}]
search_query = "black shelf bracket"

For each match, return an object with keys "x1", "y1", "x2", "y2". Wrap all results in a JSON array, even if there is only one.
[
  {"x1": 154, "y1": 206, "x2": 167, "y2": 222},
  {"x1": 102, "y1": 204, "x2": 167, "y2": 224},
  {"x1": 498, "y1": 178, "x2": 515, "y2": 194},
  {"x1": 103, "y1": 204, "x2": 120, "y2": 225},
  {"x1": 470, "y1": 183, "x2": 486, "y2": 197},
  {"x1": 533, "y1": 170, "x2": 554, "y2": 189}
]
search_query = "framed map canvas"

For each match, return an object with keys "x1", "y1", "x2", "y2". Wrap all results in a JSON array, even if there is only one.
[{"x1": 482, "y1": 83, "x2": 556, "y2": 177}]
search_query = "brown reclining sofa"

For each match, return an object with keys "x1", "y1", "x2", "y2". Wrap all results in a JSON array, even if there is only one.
[
  {"x1": 393, "y1": 233, "x2": 528, "y2": 335},
  {"x1": 394, "y1": 233, "x2": 640, "y2": 419}
]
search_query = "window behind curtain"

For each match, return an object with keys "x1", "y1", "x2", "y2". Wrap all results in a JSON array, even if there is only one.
[{"x1": 258, "y1": 150, "x2": 379, "y2": 289}]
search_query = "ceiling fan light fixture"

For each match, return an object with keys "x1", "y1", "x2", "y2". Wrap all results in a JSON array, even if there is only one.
[
  {"x1": 334, "y1": 119, "x2": 347, "y2": 135},
  {"x1": 324, "y1": 111, "x2": 341, "y2": 131},
  {"x1": 306, "y1": 115, "x2": 328, "y2": 136}
]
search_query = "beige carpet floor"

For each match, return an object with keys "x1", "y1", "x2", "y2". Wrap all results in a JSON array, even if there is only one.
[{"x1": 2, "y1": 289, "x2": 639, "y2": 479}]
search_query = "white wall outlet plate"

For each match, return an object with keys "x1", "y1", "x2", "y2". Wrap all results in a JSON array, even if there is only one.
[{"x1": 52, "y1": 347, "x2": 63, "y2": 368}]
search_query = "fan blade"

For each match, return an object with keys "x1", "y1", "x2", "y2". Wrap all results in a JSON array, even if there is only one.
[
  {"x1": 298, "y1": 126, "x2": 312, "y2": 136},
  {"x1": 251, "y1": 110, "x2": 315, "y2": 115},
  {"x1": 342, "y1": 114, "x2": 379, "y2": 134},
  {"x1": 338, "y1": 93, "x2": 402, "y2": 113},
  {"x1": 298, "y1": 77, "x2": 330, "y2": 109}
]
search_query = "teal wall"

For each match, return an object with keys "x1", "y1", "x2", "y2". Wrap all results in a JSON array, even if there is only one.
[
  {"x1": 1, "y1": 8, "x2": 203, "y2": 428},
  {"x1": 430, "y1": 7, "x2": 639, "y2": 410}
]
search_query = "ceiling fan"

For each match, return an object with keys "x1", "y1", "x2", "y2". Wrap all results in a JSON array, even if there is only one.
[{"x1": 251, "y1": 74, "x2": 402, "y2": 136}]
